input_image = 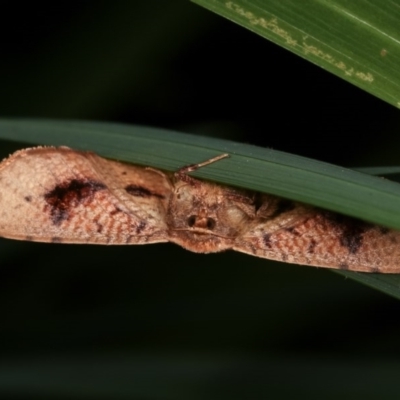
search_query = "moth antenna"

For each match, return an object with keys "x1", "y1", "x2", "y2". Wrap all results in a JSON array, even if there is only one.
[
  {"x1": 177, "y1": 153, "x2": 229, "y2": 175},
  {"x1": 174, "y1": 153, "x2": 229, "y2": 185}
]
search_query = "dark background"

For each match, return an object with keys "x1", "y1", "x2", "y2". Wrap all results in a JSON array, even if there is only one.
[{"x1": 0, "y1": 1, "x2": 399, "y2": 399}]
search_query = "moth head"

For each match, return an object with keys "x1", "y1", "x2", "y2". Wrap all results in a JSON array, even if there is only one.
[{"x1": 167, "y1": 178, "x2": 254, "y2": 253}]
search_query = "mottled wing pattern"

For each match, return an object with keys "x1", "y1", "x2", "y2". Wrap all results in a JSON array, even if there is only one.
[
  {"x1": 234, "y1": 200, "x2": 400, "y2": 273},
  {"x1": 0, "y1": 147, "x2": 171, "y2": 244}
]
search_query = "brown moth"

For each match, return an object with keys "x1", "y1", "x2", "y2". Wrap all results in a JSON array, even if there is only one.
[{"x1": 0, "y1": 146, "x2": 399, "y2": 273}]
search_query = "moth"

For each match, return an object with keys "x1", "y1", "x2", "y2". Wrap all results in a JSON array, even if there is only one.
[{"x1": 0, "y1": 146, "x2": 399, "y2": 273}]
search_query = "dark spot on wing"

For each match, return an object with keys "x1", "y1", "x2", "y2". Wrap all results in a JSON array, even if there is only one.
[
  {"x1": 95, "y1": 221, "x2": 103, "y2": 234},
  {"x1": 339, "y1": 262, "x2": 349, "y2": 270},
  {"x1": 323, "y1": 211, "x2": 372, "y2": 254},
  {"x1": 307, "y1": 239, "x2": 317, "y2": 254},
  {"x1": 284, "y1": 226, "x2": 300, "y2": 236},
  {"x1": 125, "y1": 184, "x2": 165, "y2": 199},
  {"x1": 24, "y1": 195, "x2": 32, "y2": 202},
  {"x1": 263, "y1": 233, "x2": 272, "y2": 248},
  {"x1": 51, "y1": 237, "x2": 62, "y2": 243},
  {"x1": 110, "y1": 207, "x2": 122, "y2": 216},
  {"x1": 136, "y1": 221, "x2": 147, "y2": 234},
  {"x1": 339, "y1": 225, "x2": 367, "y2": 254},
  {"x1": 44, "y1": 179, "x2": 106, "y2": 226}
]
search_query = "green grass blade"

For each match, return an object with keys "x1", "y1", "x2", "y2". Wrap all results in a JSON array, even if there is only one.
[
  {"x1": 1, "y1": 118, "x2": 400, "y2": 298},
  {"x1": 356, "y1": 166, "x2": 400, "y2": 176},
  {"x1": 336, "y1": 270, "x2": 400, "y2": 299},
  {"x1": 192, "y1": 0, "x2": 400, "y2": 108}
]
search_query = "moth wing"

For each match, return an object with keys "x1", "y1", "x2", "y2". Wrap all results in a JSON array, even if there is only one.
[
  {"x1": 0, "y1": 147, "x2": 171, "y2": 244},
  {"x1": 234, "y1": 204, "x2": 400, "y2": 273}
]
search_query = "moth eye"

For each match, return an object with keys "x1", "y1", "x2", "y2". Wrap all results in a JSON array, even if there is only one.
[
  {"x1": 187, "y1": 215, "x2": 196, "y2": 227},
  {"x1": 206, "y1": 218, "x2": 216, "y2": 230}
]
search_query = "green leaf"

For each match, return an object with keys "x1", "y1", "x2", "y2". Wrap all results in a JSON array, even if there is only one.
[
  {"x1": 192, "y1": 0, "x2": 400, "y2": 108},
  {"x1": 337, "y1": 270, "x2": 400, "y2": 300},
  {"x1": 356, "y1": 166, "x2": 400, "y2": 176}
]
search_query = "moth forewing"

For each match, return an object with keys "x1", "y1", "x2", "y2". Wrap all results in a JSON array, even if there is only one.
[
  {"x1": 0, "y1": 147, "x2": 170, "y2": 244},
  {"x1": 235, "y1": 203, "x2": 400, "y2": 273}
]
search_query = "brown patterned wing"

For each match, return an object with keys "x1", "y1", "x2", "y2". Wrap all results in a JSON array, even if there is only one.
[
  {"x1": 0, "y1": 147, "x2": 171, "y2": 244},
  {"x1": 234, "y1": 201, "x2": 400, "y2": 273}
]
